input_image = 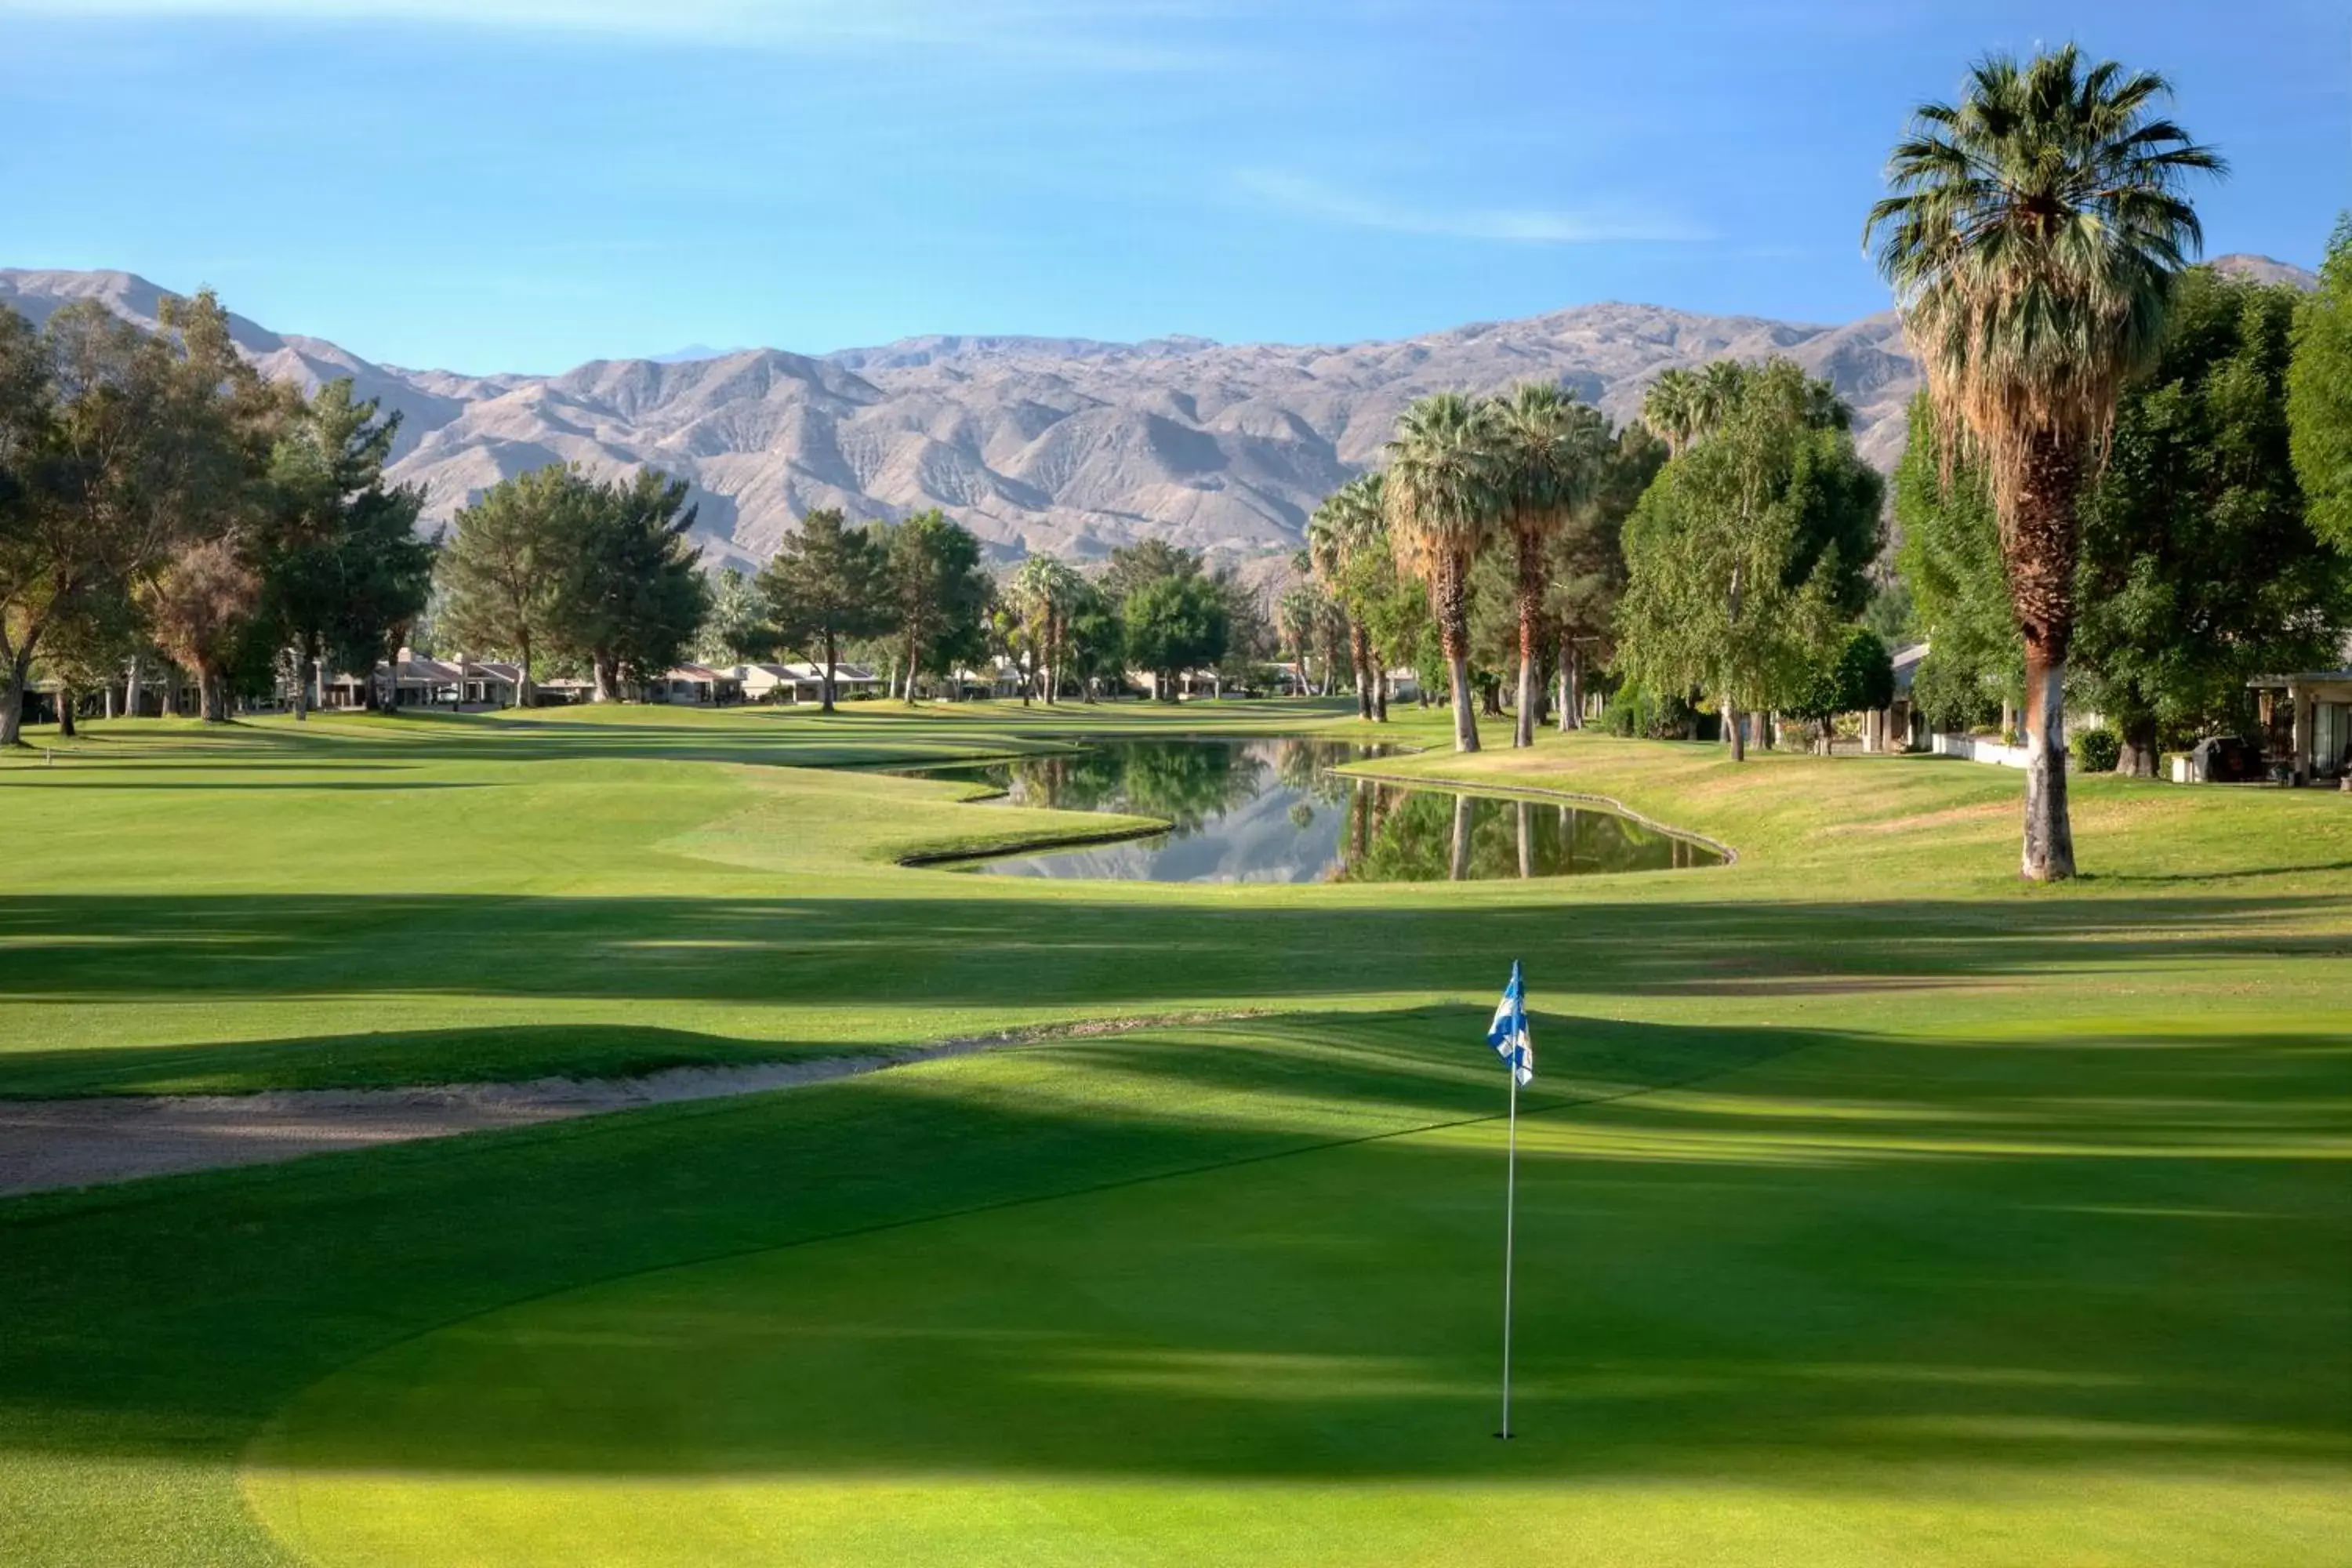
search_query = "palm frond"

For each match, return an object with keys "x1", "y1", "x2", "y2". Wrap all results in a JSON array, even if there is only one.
[{"x1": 1862, "y1": 45, "x2": 2223, "y2": 516}]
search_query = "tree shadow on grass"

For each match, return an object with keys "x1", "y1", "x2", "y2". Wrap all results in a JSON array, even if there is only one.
[
  {"x1": 0, "y1": 892, "x2": 2343, "y2": 1028},
  {"x1": 1, "y1": 1011, "x2": 2343, "y2": 1495},
  {"x1": 0, "y1": 779, "x2": 488, "y2": 793},
  {"x1": 0, "y1": 1023, "x2": 840, "y2": 1099}
]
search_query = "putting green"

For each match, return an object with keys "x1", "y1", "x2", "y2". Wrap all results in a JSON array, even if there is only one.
[{"x1": 243, "y1": 1019, "x2": 2349, "y2": 1566}]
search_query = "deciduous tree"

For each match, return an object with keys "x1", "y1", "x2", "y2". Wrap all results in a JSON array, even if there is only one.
[
  {"x1": 1788, "y1": 626, "x2": 1897, "y2": 753},
  {"x1": 1615, "y1": 361, "x2": 1881, "y2": 760},
  {"x1": 1545, "y1": 423, "x2": 1661, "y2": 731},
  {"x1": 1121, "y1": 572, "x2": 1228, "y2": 702},
  {"x1": 2076, "y1": 267, "x2": 2350, "y2": 772},
  {"x1": 2289, "y1": 216, "x2": 2352, "y2": 552},
  {"x1": 1892, "y1": 390, "x2": 2020, "y2": 733}
]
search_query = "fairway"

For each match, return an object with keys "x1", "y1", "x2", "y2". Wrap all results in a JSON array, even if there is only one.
[{"x1": 4, "y1": 702, "x2": 2348, "y2": 1566}]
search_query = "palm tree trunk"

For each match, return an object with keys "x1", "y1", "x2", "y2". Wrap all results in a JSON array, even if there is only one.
[
  {"x1": 1438, "y1": 557, "x2": 1479, "y2": 753},
  {"x1": 2010, "y1": 431, "x2": 2082, "y2": 881},
  {"x1": 1351, "y1": 624, "x2": 1373, "y2": 720},
  {"x1": 1372, "y1": 662, "x2": 1389, "y2": 723},
  {"x1": 1555, "y1": 633, "x2": 1573, "y2": 733},
  {"x1": 2022, "y1": 641, "x2": 2076, "y2": 880},
  {"x1": 1513, "y1": 532, "x2": 1544, "y2": 748}
]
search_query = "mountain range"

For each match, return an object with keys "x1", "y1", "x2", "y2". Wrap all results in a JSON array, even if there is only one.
[{"x1": 0, "y1": 256, "x2": 2314, "y2": 570}]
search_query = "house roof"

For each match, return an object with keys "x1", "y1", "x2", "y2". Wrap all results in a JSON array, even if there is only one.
[{"x1": 2249, "y1": 669, "x2": 2352, "y2": 688}]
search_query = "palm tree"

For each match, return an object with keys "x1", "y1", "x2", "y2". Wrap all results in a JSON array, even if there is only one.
[
  {"x1": 1697, "y1": 360, "x2": 1748, "y2": 434},
  {"x1": 1276, "y1": 584, "x2": 1321, "y2": 694},
  {"x1": 1866, "y1": 45, "x2": 2221, "y2": 880},
  {"x1": 1490, "y1": 383, "x2": 1609, "y2": 747},
  {"x1": 1385, "y1": 391, "x2": 1502, "y2": 752},
  {"x1": 1011, "y1": 555, "x2": 1080, "y2": 702},
  {"x1": 1307, "y1": 473, "x2": 1387, "y2": 720},
  {"x1": 1640, "y1": 369, "x2": 1700, "y2": 456}
]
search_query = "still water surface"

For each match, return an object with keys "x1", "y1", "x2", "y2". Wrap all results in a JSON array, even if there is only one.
[{"x1": 904, "y1": 738, "x2": 1722, "y2": 884}]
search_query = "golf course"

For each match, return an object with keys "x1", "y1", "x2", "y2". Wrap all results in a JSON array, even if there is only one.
[{"x1": 2, "y1": 701, "x2": 2347, "y2": 1566}]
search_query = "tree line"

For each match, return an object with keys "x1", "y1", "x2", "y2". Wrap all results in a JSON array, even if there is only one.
[
  {"x1": 0, "y1": 291, "x2": 433, "y2": 746},
  {"x1": 0, "y1": 289, "x2": 1276, "y2": 729},
  {"x1": 11, "y1": 41, "x2": 2348, "y2": 891},
  {"x1": 1297, "y1": 45, "x2": 2351, "y2": 885},
  {"x1": 735, "y1": 512, "x2": 1268, "y2": 710},
  {"x1": 1289, "y1": 358, "x2": 1887, "y2": 762}
]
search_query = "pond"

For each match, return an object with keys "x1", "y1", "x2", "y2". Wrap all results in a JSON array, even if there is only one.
[{"x1": 902, "y1": 737, "x2": 1723, "y2": 884}]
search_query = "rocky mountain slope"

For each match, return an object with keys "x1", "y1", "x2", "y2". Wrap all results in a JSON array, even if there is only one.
[{"x1": 0, "y1": 256, "x2": 2312, "y2": 568}]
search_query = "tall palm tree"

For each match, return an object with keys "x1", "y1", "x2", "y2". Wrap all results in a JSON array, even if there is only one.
[
  {"x1": 1640, "y1": 368, "x2": 1700, "y2": 456},
  {"x1": 1642, "y1": 362, "x2": 1747, "y2": 458},
  {"x1": 1276, "y1": 584, "x2": 1320, "y2": 693},
  {"x1": 1490, "y1": 383, "x2": 1609, "y2": 747},
  {"x1": 1697, "y1": 360, "x2": 1748, "y2": 433},
  {"x1": 1010, "y1": 555, "x2": 1079, "y2": 703},
  {"x1": 1307, "y1": 472, "x2": 1387, "y2": 720},
  {"x1": 1386, "y1": 391, "x2": 1502, "y2": 752},
  {"x1": 1866, "y1": 45, "x2": 2221, "y2": 880}
]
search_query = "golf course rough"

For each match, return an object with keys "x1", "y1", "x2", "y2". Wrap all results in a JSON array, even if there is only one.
[{"x1": 2, "y1": 702, "x2": 2347, "y2": 1566}]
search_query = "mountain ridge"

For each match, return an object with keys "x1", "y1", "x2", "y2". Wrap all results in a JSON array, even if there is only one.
[{"x1": 0, "y1": 257, "x2": 2315, "y2": 568}]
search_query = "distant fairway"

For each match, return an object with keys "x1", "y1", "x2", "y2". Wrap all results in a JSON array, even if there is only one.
[{"x1": 3, "y1": 702, "x2": 2347, "y2": 1566}]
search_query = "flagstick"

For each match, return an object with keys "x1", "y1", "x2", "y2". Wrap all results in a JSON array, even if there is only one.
[{"x1": 1499, "y1": 1065, "x2": 1518, "y2": 1440}]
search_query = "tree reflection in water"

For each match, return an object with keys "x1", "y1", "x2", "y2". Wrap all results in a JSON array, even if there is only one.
[
  {"x1": 906, "y1": 739, "x2": 1719, "y2": 884},
  {"x1": 1331, "y1": 781, "x2": 1717, "y2": 883}
]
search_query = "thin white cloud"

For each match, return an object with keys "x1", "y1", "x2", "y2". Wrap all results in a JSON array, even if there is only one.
[
  {"x1": 0, "y1": 0, "x2": 1225, "y2": 67},
  {"x1": 1236, "y1": 169, "x2": 1709, "y2": 245}
]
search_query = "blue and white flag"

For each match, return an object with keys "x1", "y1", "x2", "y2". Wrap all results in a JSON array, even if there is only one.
[{"x1": 1486, "y1": 960, "x2": 1534, "y2": 1087}]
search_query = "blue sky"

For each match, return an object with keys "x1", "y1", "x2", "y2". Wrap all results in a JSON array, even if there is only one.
[{"x1": 2, "y1": 1, "x2": 2341, "y2": 373}]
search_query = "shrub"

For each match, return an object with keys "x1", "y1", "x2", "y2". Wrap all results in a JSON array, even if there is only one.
[
  {"x1": 1601, "y1": 684, "x2": 1700, "y2": 739},
  {"x1": 2072, "y1": 728, "x2": 2122, "y2": 773},
  {"x1": 1910, "y1": 652, "x2": 2004, "y2": 733}
]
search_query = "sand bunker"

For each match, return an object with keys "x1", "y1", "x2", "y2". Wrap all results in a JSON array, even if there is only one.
[{"x1": 1, "y1": 1017, "x2": 1238, "y2": 1198}]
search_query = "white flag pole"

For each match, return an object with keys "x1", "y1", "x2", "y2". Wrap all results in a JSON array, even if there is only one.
[{"x1": 1499, "y1": 1060, "x2": 1518, "y2": 1440}]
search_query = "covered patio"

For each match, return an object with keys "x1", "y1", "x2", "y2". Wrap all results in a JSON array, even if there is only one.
[{"x1": 2250, "y1": 669, "x2": 2352, "y2": 784}]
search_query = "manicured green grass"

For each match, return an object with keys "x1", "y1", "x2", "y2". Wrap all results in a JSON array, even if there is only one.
[{"x1": 2, "y1": 701, "x2": 2347, "y2": 1565}]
